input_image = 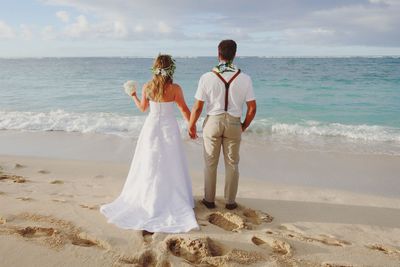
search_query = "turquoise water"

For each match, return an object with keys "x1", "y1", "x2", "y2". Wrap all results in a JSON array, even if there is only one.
[{"x1": 0, "y1": 57, "x2": 399, "y2": 154}]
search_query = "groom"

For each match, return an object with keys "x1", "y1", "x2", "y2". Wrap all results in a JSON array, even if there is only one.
[{"x1": 189, "y1": 40, "x2": 257, "y2": 210}]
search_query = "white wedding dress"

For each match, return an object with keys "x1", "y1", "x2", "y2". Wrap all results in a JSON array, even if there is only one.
[{"x1": 100, "y1": 101, "x2": 199, "y2": 233}]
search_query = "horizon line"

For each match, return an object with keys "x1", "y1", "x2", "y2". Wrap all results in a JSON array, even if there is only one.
[{"x1": 1, "y1": 55, "x2": 400, "y2": 59}]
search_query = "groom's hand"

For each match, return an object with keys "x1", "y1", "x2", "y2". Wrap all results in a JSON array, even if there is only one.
[
  {"x1": 241, "y1": 122, "x2": 246, "y2": 132},
  {"x1": 188, "y1": 125, "x2": 198, "y2": 139}
]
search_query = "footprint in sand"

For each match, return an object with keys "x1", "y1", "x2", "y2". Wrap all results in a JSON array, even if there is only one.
[
  {"x1": 158, "y1": 259, "x2": 171, "y2": 267},
  {"x1": 14, "y1": 163, "x2": 26, "y2": 169},
  {"x1": 286, "y1": 232, "x2": 351, "y2": 247},
  {"x1": 118, "y1": 250, "x2": 162, "y2": 267},
  {"x1": 71, "y1": 232, "x2": 99, "y2": 247},
  {"x1": 0, "y1": 174, "x2": 27, "y2": 183},
  {"x1": 73, "y1": 231, "x2": 110, "y2": 249},
  {"x1": 322, "y1": 262, "x2": 356, "y2": 267},
  {"x1": 50, "y1": 179, "x2": 64, "y2": 184},
  {"x1": 38, "y1": 169, "x2": 50, "y2": 174},
  {"x1": 208, "y1": 211, "x2": 245, "y2": 232},
  {"x1": 79, "y1": 204, "x2": 99, "y2": 210},
  {"x1": 0, "y1": 212, "x2": 110, "y2": 250},
  {"x1": 16, "y1": 226, "x2": 56, "y2": 237},
  {"x1": 242, "y1": 208, "x2": 274, "y2": 225},
  {"x1": 16, "y1": 197, "x2": 34, "y2": 201},
  {"x1": 166, "y1": 237, "x2": 222, "y2": 264},
  {"x1": 252, "y1": 236, "x2": 292, "y2": 257},
  {"x1": 366, "y1": 243, "x2": 400, "y2": 257},
  {"x1": 142, "y1": 230, "x2": 154, "y2": 244},
  {"x1": 278, "y1": 225, "x2": 351, "y2": 247},
  {"x1": 52, "y1": 198, "x2": 68, "y2": 203},
  {"x1": 196, "y1": 199, "x2": 273, "y2": 231},
  {"x1": 315, "y1": 234, "x2": 352, "y2": 247},
  {"x1": 166, "y1": 237, "x2": 265, "y2": 266}
]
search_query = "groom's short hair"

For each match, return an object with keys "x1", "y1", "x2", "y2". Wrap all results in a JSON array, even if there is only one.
[{"x1": 218, "y1": 40, "x2": 237, "y2": 61}]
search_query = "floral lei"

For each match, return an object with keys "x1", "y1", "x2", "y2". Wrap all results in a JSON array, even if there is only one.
[
  {"x1": 212, "y1": 60, "x2": 237, "y2": 74},
  {"x1": 151, "y1": 57, "x2": 176, "y2": 77}
]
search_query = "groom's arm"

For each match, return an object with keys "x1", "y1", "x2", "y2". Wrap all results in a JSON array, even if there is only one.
[
  {"x1": 188, "y1": 100, "x2": 204, "y2": 139},
  {"x1": 241, "y1": 77, "x2": 256, "y2": 132},
  {"x1": 241, "y1": 100, "x2": 256, "y2": 132}
]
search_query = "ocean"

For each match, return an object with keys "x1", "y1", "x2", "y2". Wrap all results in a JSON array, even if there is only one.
[{"x1": 0, "y1": 57, "x2": 399, "y2": 155}]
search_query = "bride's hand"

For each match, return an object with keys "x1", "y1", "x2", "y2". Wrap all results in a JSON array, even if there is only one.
[
  {"x1": 188, "y1": 125, "x2": 198, "y2": 139},
  {"x1": 123, "y1": 80, "x2": 138, "y2": 96}
]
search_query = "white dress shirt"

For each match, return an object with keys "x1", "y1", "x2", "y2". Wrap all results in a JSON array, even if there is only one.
[{"x1": 195, "y1": 69, "x2": 255, "y2": 117}]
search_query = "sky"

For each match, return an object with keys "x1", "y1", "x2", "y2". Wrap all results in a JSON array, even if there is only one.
[{"x1": 1, "y1": 0, "x2": 400, "y2": 57}]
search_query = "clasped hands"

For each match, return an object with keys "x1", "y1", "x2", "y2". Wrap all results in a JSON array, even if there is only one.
[{"x1": 188, "y1": 124, "x2": 197, "y2": 139}]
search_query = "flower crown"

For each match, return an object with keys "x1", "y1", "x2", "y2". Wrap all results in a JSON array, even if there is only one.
[{"x1": 151, "y1": 57, "x2": 176, "y2": 77}]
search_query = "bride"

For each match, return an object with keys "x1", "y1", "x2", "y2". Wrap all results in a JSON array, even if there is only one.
[{"x1": 100, "y1": 54, "x2": 199, "y2": 233}]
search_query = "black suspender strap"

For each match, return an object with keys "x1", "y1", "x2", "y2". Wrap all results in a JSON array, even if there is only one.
[{"x1": 212, "y1": 69, "x2": 241, "y2": 111}]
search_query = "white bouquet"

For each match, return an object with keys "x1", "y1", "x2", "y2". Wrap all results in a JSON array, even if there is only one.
[{"x1": 123, "y1": 80, "x2": 138, "y2": 96}]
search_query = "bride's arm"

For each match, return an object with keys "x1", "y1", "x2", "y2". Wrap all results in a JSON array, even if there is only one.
[
  {"x1": 174, "y1": 84, "x2": 191, "y2": 122},
  {"x1": 131, "y1": 84, "x2": 149, "y2": 112}
]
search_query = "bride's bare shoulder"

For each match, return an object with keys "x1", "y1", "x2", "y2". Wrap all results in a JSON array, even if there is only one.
[
  {"x1": 172, "y1": 83, "x2": 185, "y2": 97},
  {"x1": 170, "y1": 83, "x2": 183, "y2": 92}
]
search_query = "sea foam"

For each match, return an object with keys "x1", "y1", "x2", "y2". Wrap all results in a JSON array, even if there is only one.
[
  {"x1": 1, "y1": 110, "x2": 399, "y2": 145},
  {"x1": 0, "y1": 110, "x2": 145, "y2": 137}
]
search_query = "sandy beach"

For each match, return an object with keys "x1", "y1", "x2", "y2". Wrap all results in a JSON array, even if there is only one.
[
  {"x1": 2, "y1": 0, "x2": 400, "y2": 265},
  {"x1": 1, "y1": 130, "x2": 400, "y2": 266}
]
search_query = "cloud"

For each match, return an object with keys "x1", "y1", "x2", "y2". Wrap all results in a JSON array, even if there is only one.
[
  {"x1": 305, "y1": 2, "x2": 400, "y2": 46},
  {"x1": 41, "y1": 25, "x2": 56, "y2": 40},
  {"x1": 56, "y1": 11, "x2": 70, "y2": 23},
  {"x1": 20, "y1": 24, "x2": 34, "y2": 40},
  {"x1": 34, "y1": 0, "x2": 400, "y2": 47},
  {"x1": 0, "y1": 21, "x2": 16, "y2": 39},
  {"x1": 157, "y1": 21, "x2": 171, "y2": 34},
  {"x1": 134, "y1": 24, "x2": 144, "y2": 33},
  {"x1": 61, "y1": 15, "x2": 132, "y2": 39},
  {"x1": 64, "y1": 15, "x2": 89, "y2": 37},
  {"x1": 113, "y1": 21, "x2": 128, "y2": 38}
]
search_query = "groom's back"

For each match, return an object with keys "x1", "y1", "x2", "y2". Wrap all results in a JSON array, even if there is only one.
[{"x1": 195, "y1": 70, "x2": 254, "y2": 118}]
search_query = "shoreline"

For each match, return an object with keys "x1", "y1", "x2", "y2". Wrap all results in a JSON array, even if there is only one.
[
  {"x1": 1, "y1": 109, "x2": 399, "y2": 156},
  {"x1": 1, "y1": 153, "x2": 399, "y2": 210},
  {"x1": 1, "y1": 129, "x2": 400, "y2": 198}
]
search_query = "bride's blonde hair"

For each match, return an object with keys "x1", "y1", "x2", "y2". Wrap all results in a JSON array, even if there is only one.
[{"x1": 146, "y1": 54, "x2": 175, "y2": 102}]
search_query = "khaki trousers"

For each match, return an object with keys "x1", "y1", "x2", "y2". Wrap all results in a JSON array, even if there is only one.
[{"x1": 202, "y1": 113, "x2": 242, "y2": 204}]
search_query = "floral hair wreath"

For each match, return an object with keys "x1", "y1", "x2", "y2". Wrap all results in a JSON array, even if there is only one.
[{"x1": 151, "y1": 55, "x2": 176, "y2": 77}]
